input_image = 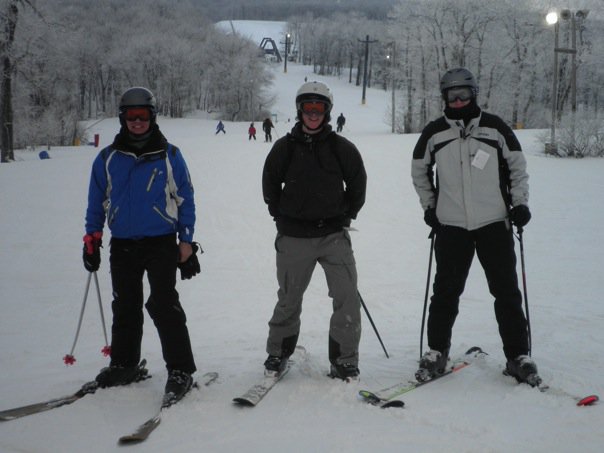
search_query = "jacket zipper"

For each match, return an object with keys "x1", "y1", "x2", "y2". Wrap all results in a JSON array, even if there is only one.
[
  {"x1": 146, "y1": 168, "x2": 158, "y2": 191},
  {"x1": 108, "y1": 206, "x2": 119, "y2": 226}
]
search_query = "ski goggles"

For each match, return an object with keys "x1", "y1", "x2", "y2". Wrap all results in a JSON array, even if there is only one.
[
  {"x1": 445, "y1": 86, "x2": 474, "y2": 103},
  {"x1": 124, "y1": 107, "x2": 152, "y2": 122},
  {"x1": 300, "y1": 101, "x2": 328, "y2": 115}
]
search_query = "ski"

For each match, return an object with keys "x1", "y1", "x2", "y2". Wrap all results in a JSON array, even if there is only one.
[
  {"x1": 359, "y1": 346, "x2": 485, "y2": 408},
  {"x1": 118, "y1": 371, "x2": 218, "y2": 444},
  {"x1": 0, "y1": 359, "x2": 149, "y2": 422},
  {"x1": 232, "y1": 366, "x2": 291, "y2": 407},
  {"x1": 233, "y1": 345, "x2": 306, "y2": 407},
  {"x1": 502, "y1": 368, "x2": 599, "y2": 406}
]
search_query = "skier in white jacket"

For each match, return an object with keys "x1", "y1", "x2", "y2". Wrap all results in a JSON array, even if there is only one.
[{"x1": 411, "y1": 67, "x2": 540, "y2": 386}]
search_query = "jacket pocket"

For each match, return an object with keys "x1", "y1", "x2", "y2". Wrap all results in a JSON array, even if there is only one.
[{"x1": 153, "y1": 205, "x2": 176, "y2": 225}]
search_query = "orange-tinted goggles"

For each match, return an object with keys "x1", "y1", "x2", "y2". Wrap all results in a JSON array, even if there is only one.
[
  {"x1": 301, "y1": 101, "x2": 327, "y2": 115},
  {"x1": 124, "y1": 107, "x2": 151, "y2": 122}
]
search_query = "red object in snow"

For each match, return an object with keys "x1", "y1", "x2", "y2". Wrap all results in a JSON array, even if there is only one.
[
  {"x1": 577, "y1": 395, "x2": 599, "y2": 406},
  {"x1": 101, "y1": 345, "x2": 111, "y2": 357},
  {"x1": 63, "y1": 354, "x2": 76, "y2": 365}
]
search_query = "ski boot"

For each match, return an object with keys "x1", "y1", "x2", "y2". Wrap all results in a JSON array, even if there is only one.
[{"x1": 415, "y1": 348, "x2": 449, "y2": 382}]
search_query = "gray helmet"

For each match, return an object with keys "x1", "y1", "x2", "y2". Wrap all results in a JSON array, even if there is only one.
[
  {"x1": 119, "y1": 87, "x2": 156, "y2": 114},
  {"x1": 440, "y1": 68, "x2": 478, "y2": 98},
  {"x1": 118, "y1": 87, "x2": 157, "y2": 127}
]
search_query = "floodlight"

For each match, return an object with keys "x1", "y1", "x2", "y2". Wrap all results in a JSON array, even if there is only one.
[{"x1": 545, "y1": 12, "x2": 558, "y2": 25}]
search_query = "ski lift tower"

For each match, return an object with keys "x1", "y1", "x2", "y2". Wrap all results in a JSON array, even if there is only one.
[{"x1": 259, "y1": 37, "x2": 282, "y2": 62}]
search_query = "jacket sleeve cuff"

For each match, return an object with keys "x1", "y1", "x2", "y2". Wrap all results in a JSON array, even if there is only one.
[{"x1": 178, "y1": 226, "x2": 194, "y2": 243}]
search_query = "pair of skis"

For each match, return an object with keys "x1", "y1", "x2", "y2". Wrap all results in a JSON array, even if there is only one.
[
  {"x1": 358, "y1": 346, "x2": 599, "y2": 408},
  {"x1": 0, "y1": 360, "x2": 219, "y2": 445},
  {"x1": 232, "y1": 345, "x2": 362, "y2": 407},
  {"x1": 359, "y1": 346, "x2": 485, "y2": 408}
]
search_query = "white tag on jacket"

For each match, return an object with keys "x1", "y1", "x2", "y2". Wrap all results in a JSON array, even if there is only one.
[{"x1": 471, "y1": 149, "x2": 489, "y2": 170}]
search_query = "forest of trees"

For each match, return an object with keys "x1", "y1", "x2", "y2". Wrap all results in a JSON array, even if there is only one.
[
  {"x1": 1, "y1": 0, "x2": 603, "y2": 162},
  {"x1": 290, "y1": 0, "x2": 603, "y2": 140}
]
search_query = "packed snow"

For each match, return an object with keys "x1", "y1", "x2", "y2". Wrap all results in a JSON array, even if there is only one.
[{"x1": 1, "y1": 45, "x2": 603, "y2": 453}]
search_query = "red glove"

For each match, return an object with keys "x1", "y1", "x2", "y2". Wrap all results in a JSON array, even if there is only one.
[{"x1": 83, "y1": 232, "x2": 103, "y2": 272}]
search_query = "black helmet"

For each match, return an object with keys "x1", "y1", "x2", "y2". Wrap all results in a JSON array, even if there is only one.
[{"x1": 440, "y1": 68, "x2": 478, "y2": 98}]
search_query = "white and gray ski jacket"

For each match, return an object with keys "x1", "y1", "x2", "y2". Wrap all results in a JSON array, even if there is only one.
[{"x1": 411, "y1": 111, "x2": 529, "y2": 231}]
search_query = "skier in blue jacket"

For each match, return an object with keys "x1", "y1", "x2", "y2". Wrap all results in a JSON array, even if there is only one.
[{"x1": 83, "y1": 87, "x2": 201, "y2": 405}]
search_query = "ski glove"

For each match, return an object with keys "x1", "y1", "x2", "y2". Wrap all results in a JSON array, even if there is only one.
[
  {"x1": 83, "y1": 232, "x2": 103, "y2": 272},
  {"x1": 178, "y1": 242, "x2": 202, "y2": 280},
  {"x1": 424, "y1": 208, "x2": 439, "y2": 229},
  {"x1": 510, "y1": 205, "x2": 531, "y2": 227}
]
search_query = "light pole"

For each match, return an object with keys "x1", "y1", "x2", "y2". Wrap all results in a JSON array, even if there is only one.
[
  {"x1": 545, "y1": 9, "x2": 589, "y2": 154},
  {"x1": 284, "y1": 33, "x2": 291, "y2": 73},
  {"x1": 545, "y1": 12, "x2": 560, "y2": 154},
  {"x1": 358, "y1": 35, "x2": 378, "y2": 105},
  {"x1": 386, "y1": 42, "x2": 396, "y2": 133}
]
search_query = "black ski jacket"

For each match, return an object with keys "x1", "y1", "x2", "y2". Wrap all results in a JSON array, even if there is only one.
[{"x1": 262, "y1": 123, "x2": 366, "y2": 237}]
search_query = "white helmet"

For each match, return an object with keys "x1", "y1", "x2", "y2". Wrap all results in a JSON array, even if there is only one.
[{"x1": 295, "y1": 81, "x2": 333, "y2": 112}]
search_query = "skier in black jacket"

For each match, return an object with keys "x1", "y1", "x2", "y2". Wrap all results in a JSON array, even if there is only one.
[{"x1": 262, "y1": 81, "x2": 367, "y2": 381}]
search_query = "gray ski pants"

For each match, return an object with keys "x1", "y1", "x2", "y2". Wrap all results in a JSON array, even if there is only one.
[{"x1": 266, "y1": 230, "x2": 362, "y2": 366}]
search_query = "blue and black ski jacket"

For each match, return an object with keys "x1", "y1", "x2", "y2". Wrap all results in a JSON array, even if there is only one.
[{"x1": 85, "y1": 127, "x2": 195, "y2": 242}]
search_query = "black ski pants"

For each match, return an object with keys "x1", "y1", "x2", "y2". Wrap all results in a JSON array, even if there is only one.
[
  {"x1": 108, "y1": 234, "x2": 196, "y2": 374},
  {"x1": 428, "y1": 221, "x2": 529, "y2": 360}
]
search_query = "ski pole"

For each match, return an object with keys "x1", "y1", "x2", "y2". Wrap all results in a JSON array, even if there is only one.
[
  {"x1": 419, "y1": 231, "x2": 435, "y2": 359},
  {"x1": 64, "y1": 272, "x2": 93, "y2": 365},
  {"x1": 357, "y1": 291, "x2": 389, "y2": 358},
  {"x1": 515, "y1": 226, "x2": 532, "y2": 355},
  {"x1": 92, "y1": 271, "x2": 111, "y2": 357},
  {"x1": 63, "y1": 272, "x2": 111, "y2": 365}
]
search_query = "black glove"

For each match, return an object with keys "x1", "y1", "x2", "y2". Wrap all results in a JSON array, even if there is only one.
[
  {"x1": 83, "y1": 232, "x2": 102, "y2": 272},
  {"x1": 424, "y1": 208, "x2": 439, "y2": 229},
  {"x1": 178, "y1": 242, "x2": 202, "y2": 280},
  {"x1": 510, "y1": 205, "x2": 531, "y2": 227}
]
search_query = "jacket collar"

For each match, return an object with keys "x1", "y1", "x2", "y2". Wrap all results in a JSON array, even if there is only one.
[{"x1": 111, "y1": 124, "x2": 168, "y2": 157}]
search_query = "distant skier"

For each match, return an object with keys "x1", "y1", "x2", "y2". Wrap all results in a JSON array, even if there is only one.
[
  {"x1": 262, "y1": 81, "x2": 367, "y2": 382},
  {"x1": 336, "y1": 113, "x2": 346, "y2": 132},
  {"x1": 215, "y1": 120, "x2": 226, "y2": 134},
  {"x1": 411, "y1": 67, "x2": 539, "y2": 386},
  {"x1": 248, "y1": 122, "x2": 257, "y2": 140},
  {"x1": 262, "y1": 117, "x2": 274, "y2": 142}
]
